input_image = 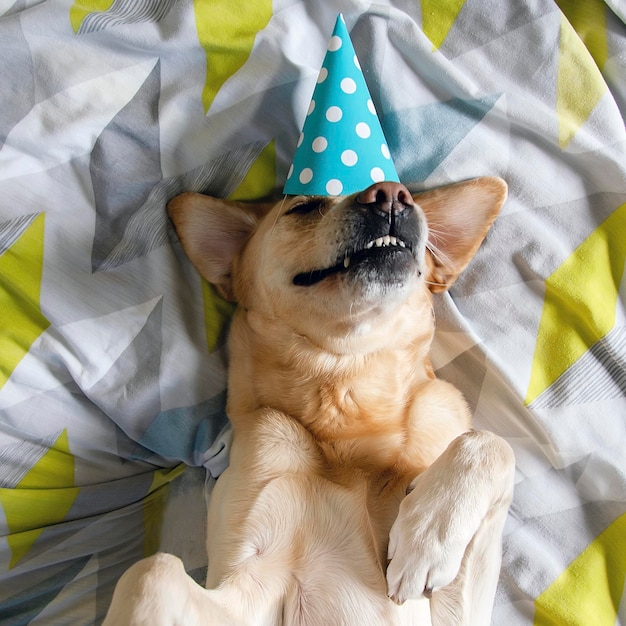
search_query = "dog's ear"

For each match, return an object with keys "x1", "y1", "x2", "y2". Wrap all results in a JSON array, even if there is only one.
[
  {"x1": 167, "y1": 193, "x2": 272, "y2": 301},
  {"x1": 414, "y1": 177, "x2": 507, "y2": 293}
]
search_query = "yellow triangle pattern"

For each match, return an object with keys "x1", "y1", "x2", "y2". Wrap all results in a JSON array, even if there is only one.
[
  {"x1": 556, "y1": 12, "x2": 608, "y2": 149},
  {"x1": 534, "y1": 513, "x2": 626, "y2": 625},
  {"x1": 142, "y1": 465, "x2": 185, "y2": 557},
  {"x1": 0, "y1": 213, "x2": 50, "y2": 391},
  {"x1": 555, "y1": 0, "x2": 608, "y2": 71},
  {"x1": 69, "y1": 0, "x2": 115, "y2": 33},
  {"x1": 420, "y1": 0, "x2": 466, "y2": 50},
  {"x1": 193, "y1": 0, "x2": 272, "y2": 113},
  {"x1": 228, "y1": 140, "x2": 276, "y2": 201},
  {"x1": 526, "y1": 202, "x2": 626, "y2": 405},
  {"x1": 0, "y1": 430, "x2": 79, "y2": 569},
  {"x1": 202, "y1": 280, "x2": 236, "y2": 354}
]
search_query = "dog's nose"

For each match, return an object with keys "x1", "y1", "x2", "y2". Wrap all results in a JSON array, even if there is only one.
[{"x1": 356, "y1": 182, "x2": 414, "y2": 216}]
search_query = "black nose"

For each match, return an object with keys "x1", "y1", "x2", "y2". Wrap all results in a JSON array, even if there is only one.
[{"x1": 356, "y1": 181, "x2": 414, "y2": 217}]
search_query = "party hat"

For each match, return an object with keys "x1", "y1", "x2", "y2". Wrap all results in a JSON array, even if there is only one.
[{"x1": 284, "y1": 14, "x2": 399, "y2": 196}]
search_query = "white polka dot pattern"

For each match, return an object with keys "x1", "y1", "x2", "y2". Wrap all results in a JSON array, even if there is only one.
[{"x1": 284, "y1": 14, "x2": 399, "y2": 196}]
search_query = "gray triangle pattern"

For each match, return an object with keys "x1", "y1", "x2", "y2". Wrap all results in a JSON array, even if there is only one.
[
  {"x1": 90, "y1": 61, "x2": 163, "y2": 272},
  {"x1": 94, "y1": 139, "x2": 270, "y2": 272},
  {"x1": 0, "y1": 431, "x2": 60, "y2": 488},
  {"x1": 0, "y1": 554, "x2": 91, "y2": 622},
  {"x1": 0, "y1": 2, "x2": 35, "y2": 152},
  {"x1": 0, "y1": 213, "x2": 40, "y2": 255},
  {"x1": 7, "y1": 466, "x2": 155, "y2": 571},
  {"x1": 530, "y1": 325, "x2": 626, "y2": 409},
  {"x1": 499, "y1": 457, "x2": 626, "y2": 604},
  {"x1": 435, "y1": 344, "x2": 488, "y2": 414},
  {"x1": 76, "y1": 0, "x2": 176, "y2": 35},
  {"x1": 86, "y1": 297, "x2": 163, "y2": 433},
  {"x1": 443, "y1": 1, "x2": 556, "y2": 59}
]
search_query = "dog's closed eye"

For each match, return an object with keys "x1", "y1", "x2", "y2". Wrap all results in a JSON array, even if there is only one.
[{"x1": 286, "y1": 200, "x2": 325, "y2": 216}]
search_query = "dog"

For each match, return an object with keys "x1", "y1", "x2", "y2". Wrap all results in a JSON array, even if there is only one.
[{"x1": 104, "y1": 177, "x2": 514, "y2": 625}]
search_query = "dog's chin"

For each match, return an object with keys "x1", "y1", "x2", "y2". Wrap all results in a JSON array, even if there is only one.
[
  {"x1": 346, "y1": 248, "x2": 419, "y2": 292},
  {"x1": 278, "y1": 249, "x2": 422, "y2": 353}
]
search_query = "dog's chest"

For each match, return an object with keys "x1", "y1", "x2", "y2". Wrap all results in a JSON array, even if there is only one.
[{"x1": 301, "y1": 388, "x2": 425, "y2": 485}]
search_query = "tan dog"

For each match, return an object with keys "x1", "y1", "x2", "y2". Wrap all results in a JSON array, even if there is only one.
[{"x1": 105, "y1": 178, "x2": 514, "y2": 625}]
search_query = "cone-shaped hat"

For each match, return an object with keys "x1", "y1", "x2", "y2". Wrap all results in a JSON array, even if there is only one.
[{"x1": 284, "y1": 14, "x2": 399, "y2": 196}]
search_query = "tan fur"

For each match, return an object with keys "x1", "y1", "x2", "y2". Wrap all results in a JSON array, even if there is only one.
[{"x1": 105, "y1": 177, "x2": 515, "y2": 626}]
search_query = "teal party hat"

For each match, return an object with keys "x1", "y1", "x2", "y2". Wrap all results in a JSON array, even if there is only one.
[{"x1": 284, "y1": 14, "x2": 399, "y2": 196}]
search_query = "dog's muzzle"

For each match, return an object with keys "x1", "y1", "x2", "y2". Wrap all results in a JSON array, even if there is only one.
[{"x1": 293, "y1": 182, "x2": 422, "y2": 288}]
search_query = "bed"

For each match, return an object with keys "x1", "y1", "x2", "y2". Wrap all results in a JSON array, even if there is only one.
[{"x1": 1, "y1": 0, "x2": 625, "y2": 624}]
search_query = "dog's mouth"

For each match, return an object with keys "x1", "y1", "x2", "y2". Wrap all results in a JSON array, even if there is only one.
[{"x1": 293, "y1": 235, "x2": 415, "y2": 287}]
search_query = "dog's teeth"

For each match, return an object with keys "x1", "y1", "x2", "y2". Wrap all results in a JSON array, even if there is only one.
[
  {"x1": 343, "y1": 256, "x2": 350, "y2": 268},
  {"x1": 364, "y1": 237, "x2": 406, "y2": 252}
]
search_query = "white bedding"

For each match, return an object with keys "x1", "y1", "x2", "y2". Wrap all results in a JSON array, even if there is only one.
[{"x1": 1, "y1": 1, "x2": 625, "y2": 624}]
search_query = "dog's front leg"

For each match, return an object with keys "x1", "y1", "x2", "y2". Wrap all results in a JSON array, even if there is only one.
[
  {"x1": 386, "y1": 430, "x2": 514, "y2": 625},
  {"x1": 104, "y1": 553, "x2": 239, "y2": 626}
]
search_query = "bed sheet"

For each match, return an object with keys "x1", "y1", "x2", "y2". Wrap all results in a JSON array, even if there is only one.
[{"x1": 0, "y1": 0, "x2": 625, "y2": 624}]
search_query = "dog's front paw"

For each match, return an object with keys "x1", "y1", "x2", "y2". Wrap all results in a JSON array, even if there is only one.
[
  {"x1": 386, "y1": 490, "x2": 469, "y2": 604},
  {"x1": 386, "y1": 431, "x2": 515, "y2": 605}
]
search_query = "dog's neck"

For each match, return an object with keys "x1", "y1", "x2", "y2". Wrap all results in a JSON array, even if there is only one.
[{"x1": 225, "y1": 291, "x2": 437, "y2": 471}]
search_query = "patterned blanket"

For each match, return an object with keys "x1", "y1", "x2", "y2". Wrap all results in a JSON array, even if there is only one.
[{"x1": 1, "y1": 1, "x2": 625, "y2": 624}]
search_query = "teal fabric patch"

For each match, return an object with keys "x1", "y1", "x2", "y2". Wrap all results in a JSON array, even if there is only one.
[
  {"x1": 134, "y1": 391, "x2": 228, "y2": 466},
  {"x1": 384, "y1": 94, "x2": 500, "y2": 182}
]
